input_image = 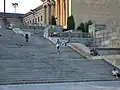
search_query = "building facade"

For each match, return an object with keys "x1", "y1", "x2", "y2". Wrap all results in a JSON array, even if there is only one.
[
  {"x1": 23, "y1": 0, "x2": 55, "y2": 26},
  {"x1": 23, "y1": 5, "x2": 44, "y2": 26},
  {"x1": 23, "y1": 0, "x2": 120, "y2": 29},
  {"x1": 55, "y1": 0, "x2": 120, "y2": 29},
  {"x1": 41, "y1": 0, "x2": 70, "y2": 28}
]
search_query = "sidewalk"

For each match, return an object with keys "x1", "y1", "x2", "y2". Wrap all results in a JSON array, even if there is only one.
[{"x1": 47, "y1": 37, "x2": 120, "y2": 69}]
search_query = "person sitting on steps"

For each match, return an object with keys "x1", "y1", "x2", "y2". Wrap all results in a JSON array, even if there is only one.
[
  {"x1": 112, "y1": 68, "x2": 120, "y2": 78},
  {"x1": 90, "y1": 48, "x2": 99, "y2": 56}
]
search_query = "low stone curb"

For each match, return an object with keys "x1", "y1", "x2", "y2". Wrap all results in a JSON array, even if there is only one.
[{"x1": 68, "y1": 43, "x2": 92, "y2": 59}]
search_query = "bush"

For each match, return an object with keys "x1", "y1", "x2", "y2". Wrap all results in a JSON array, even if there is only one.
[
  {"x1": 84, "y1": 22, "x2": 89, "y2": 32},
  {"x1": 76, "y1": 25, "x2": 81, "y2": 30},
  {"x1": 77, "y1": 22, "x2": 84, "y2": 32},
  {"x1": 88, "y1": 20, "x2": 93, "y2": 25},
  {"x1": 85, "y1": 20, "x2": 93, "y2": 32},
  {"x1": 67, "y1": 15, "x2": 75, "y2": 30},
  {"x1": 50, "y1": 15, "x2": 56, "y2": 25}
]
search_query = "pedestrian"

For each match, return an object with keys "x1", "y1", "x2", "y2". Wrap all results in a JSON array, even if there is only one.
[
  {"x1": 25, "y1": 34, "x2": 29, "y2": 42},
  {"x1": 112, "y1": 68, "x2": 120, "y2": 78},
  {"x1": 65, "y1": 39, "x2": 70, "y2": 46},
  {"x1": 56, "y1": 39, "x2": 61, "y2": 54}
]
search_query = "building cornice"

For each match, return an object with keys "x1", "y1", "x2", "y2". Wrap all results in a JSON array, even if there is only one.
[
  {"x1": 23, "y1": 4, "x2": 43, "y2": 18},
  {"x1": 42, "y1": 0, "x2": 55, "y2": 7}
]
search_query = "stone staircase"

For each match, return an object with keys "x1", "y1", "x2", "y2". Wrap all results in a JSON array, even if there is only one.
[{"x1": 0, "y1": 28, "x2": 119, "y2": 85}]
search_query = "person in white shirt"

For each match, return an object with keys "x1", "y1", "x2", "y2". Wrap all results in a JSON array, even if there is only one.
[
  {"x1": 112, "y1": 68, "x2": 120, "y2": 77},
  {"x1": 56, "y1": 39, "x2": 60, "y2": 54}
]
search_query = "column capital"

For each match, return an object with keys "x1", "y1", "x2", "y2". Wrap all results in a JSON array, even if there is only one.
[{"x1": 43, "y1": 3, "x2": 47, "y2": 8}]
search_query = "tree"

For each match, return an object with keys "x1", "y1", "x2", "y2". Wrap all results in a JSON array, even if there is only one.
[
  {"x1": 76, "y1": 25, "x2": 81, "y2": 30},
  {"x1": 77, "y1": 22, "x2": 84, "y2": 32},
  {"x1": 67, "y1": 15, "x2": 75, "y2": 30},
  {"x1": 88, "y1": 20, "x2": 93, "y2": 25},
  {"x1": 84, "y1": 22, "x2": 89, "y2": 32},
  {"x1": 50, "y1": 15, "x2": 56, "y2": 25},
  {"x1": 80, "y1": 22, "x2": 84, "y2": 32},
  {"x1": 84, "y1": 20, "x2": 93, "y2": 32}
]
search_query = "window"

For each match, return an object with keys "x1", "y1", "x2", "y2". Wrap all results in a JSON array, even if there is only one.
[
  {"x1": 38, "y1": 17, "x2": 40, "y2": 22},
  {"x1": 41, "y1": 16, "x2": 43, "y2": 21}
]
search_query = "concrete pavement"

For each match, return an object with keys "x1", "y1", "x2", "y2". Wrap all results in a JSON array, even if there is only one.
[{"x1": 0, "y1": 81, "x2": 120, "y2": 90}]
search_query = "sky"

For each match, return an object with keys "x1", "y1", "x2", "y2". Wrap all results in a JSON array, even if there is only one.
[{"x1": 0, "y1": 0, "x2": 43, "y2": 14}]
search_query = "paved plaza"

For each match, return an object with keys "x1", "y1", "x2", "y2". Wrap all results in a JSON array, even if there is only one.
[
  {"x1": 0, "y1": 28, "x2": 119, "y2": 85},
  {"x1": 0, "y1": 81, "x2": 120, "y2": 90}
]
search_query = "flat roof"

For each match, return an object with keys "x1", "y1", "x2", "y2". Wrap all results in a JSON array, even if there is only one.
[{"x1": 0, "y1": 12, "x2": 24, "y2": 18}]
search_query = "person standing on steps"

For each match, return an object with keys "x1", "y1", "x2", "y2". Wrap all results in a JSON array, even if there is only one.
[
  {"x1": 56, "y1": 38, "x2": 61, "y2": 54},
  {"x1": 25, "y1": 34, "x2": 29, "y2": 42}
]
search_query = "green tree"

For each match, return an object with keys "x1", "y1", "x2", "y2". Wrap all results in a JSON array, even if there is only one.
[
  {"x1": 88, "y1": 20, "x2": 93, "y2": 25},
  {"x1": 84, "y1": 22, "x2": 89, "y2": 32},
  {"x1": 67, "y1": 15, "x2": 75, "y2": 30},
  {"x1": 80, "y1": 22, "x2": 84, "y2": 32},
  {"x1": 76, "y1": 22, "x2": 84, "y2": 31},
  {"x1": 76, "y1": 25, "x2": 81, "y2": 30},
  {"x1": 84, "y1": 20, "x2": 93, "y2": 32},
  {"x1": 50, "y1": 15, "x2": 56, "y2": 25}
]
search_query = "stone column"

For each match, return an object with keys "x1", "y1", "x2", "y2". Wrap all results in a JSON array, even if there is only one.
[
  {"x1": 51, "y1": 3, "x2": 55, "y2": 16},
  {"x1": 55, "y1": 0, "x2": 57, "y2": 22},
  {"x1": 46, "y1": 5, "x2": 48, "y2": 25},
  {"x1": 60, "y1": 0, "x2": 62, "y2": 26},
  {"x1": 48, "y1": 4, "x2": 51, "y2": 24},
  {"x1": 55, "y1": 0, "x2": 60, "y2": 25},
  {"x1": 63, "y1": 0, "x2": 65, "y2": 27},
  {"x1": 58, "y1": 0, "x2": 60, "y2": 25},
  {"x1": 57, "y1": 0, "x2": 60, "y2": 24},
  {"x1": 43, "y1": 5, "x2": 47, "y2": 24},
  {"x1": 66, "y1": 0, "x2": 69, "y2": 27},
  {"x1": 64, "y1": 0, "x2": 67, "y2": 27}
]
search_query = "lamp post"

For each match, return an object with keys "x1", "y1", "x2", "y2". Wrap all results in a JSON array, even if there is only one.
[
  {"x1": 12, "y1": 3, "x2": 18, "y2": 13},
  {"x1": 3, "y1": 0, "x2": 6, "y2": 28},
  {"x1": 30, "y1": 9, "x2": 36, "y2": 33}
]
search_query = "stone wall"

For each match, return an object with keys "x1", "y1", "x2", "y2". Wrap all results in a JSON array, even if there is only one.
[
  {"x1": 95, "y1": 26, "x2": 120, "y2": 48},
  {"x1": 72, "y1": 0, "x2": 120, "y2": 29}
]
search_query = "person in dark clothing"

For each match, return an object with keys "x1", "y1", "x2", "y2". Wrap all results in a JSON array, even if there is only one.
[
  {"x1": 90, "y1": 48, "x2": 99, "y2": 56},
  {"x1": 64, "y1": 39, "x2": 70, "y2": 46},
  {"x1": 25, "y1": 34, "x2": 29, "y2": 42}
]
